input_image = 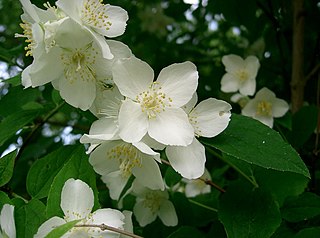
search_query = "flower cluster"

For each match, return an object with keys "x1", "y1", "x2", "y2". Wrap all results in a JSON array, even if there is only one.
[
  {"x1": 221, "y1": 54, "x2": 289, "y2": 128},
  {"x1": 18, "y1": 0, "x2": 232, "y2": 229}
]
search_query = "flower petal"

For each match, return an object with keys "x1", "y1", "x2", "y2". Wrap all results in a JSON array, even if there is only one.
[
  {"x1": 157, "y1": 61, "x2": 198, "y2": 107},
  {"x1": 0, "y1": 204, "x2": 16, "y2": 238},
  {"x1": 148, "y1": 108, "x2": 194, "y2": 146},
  {"x1": 132, "y1": 141, "x2": 160, "y2": 162},
  {"x1": 133, "y1": 200, "x2": 157, "y2": 227},
  {"x1": 56, "y1": 0, "x2": 82, "y2": 23},
  {"x1": 88, "y1": 208, "x2": 125, "y2": 238},
  {"x1": 158, "y1": 200, "x2": 178, "y2": 227},
  {"x1": 101, "y1": 170, "x2": 129, "y2": 200},
  {"x1": 58, "y1": 74, "x2": 96, "y2": 111},
  {"x1": 220, "y1": 73, "x2": 239, "y2": 93},
  {"x1": 244, "y1": 55, "x2": 260, "y2": 78},
  {"x1": 182, "y1": 93, "x2": 198, "y2": 114},
  {"x1": 272, "y1": 98, "x2": 289, "y2": 118},
  {"x1": 239, "y1": 77, "x2": 256, "y2": 96},
  {"x1": 93, "y1": 5, "x2": 128, "y2": 38},
  {"x1": 61, "y1": 178, "x2": 94, "y2": 221},
  {"x1": 253, "y1": 115, "x2": 274, "y2": 128},
  {"x1": 132, "y1": 156, "x2": 165, "y2": 191},
  {"x1": 222, "y1": 54, "x2": 244, "y2": 73},
  {"x1": 113, "y1": 57, "x2": 153, "y2": 99},
  {"x1": 166, "y1": 138, "x2": 206, "y2": 179},
  {"x1": 118, "y1": 100, "x2": 148, "y2": 143},
  {"x1": 34, "y1": 216, "x2": 66, "y2": 238},
  {"x1": 189, "y1": 98, "x2": 232, "y2": 138},
  {"x1": 121, "y1": 211, "x2": 133, "y2": 238},
  {"x1": 89, "y1": 141, "x2": 122, "y2": 175}
]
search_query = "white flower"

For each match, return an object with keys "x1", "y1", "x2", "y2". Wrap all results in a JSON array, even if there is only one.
[
  {"x1": 17, "y1": 0, "x2": 63, "y2": 87},
  {"x1": 56, "y1": 0, "x2": 129, "y2": 59},
  {"x1": 221, "y1": 54, "x2": 260, "y2": 96},
  {"x1": 184, "y1": 169, "x2": 211, "y2": 198},
  {"x1": 34, "y1": 178, "x2": 131, "y2": 238},
  {"x1": 242, "y1": 87, "x2": 289, "y2": 128},
  {"x1": 88, "y1": 140, "x2": 165, "y2": 200},
  {"x1": 27, "y1": 18, "x2": 111, "y2": 110},
  {"x1": 132, "y1": 181, "x2": 178, "y2": 227},
  {"x1": 112, "y1": 57, "x2": 198, "y2": 146},
  {"x1": 166, "y1": 95, "x2": 232, "y2": 179},
  {"x1": 0, "y1": 204, "x2": 16, "y2": 238}
]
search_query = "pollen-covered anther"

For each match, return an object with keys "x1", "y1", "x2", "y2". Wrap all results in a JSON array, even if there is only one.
[
  {"x1": 60, "y1": 42, "x2": 97, "y2": 83},
  {"x1": 16, "y1": 21, "x2": 35, "y2": 56},
  {"x1": 143, "y1": 192, "x2": 164, "y2": 214},
  {"x1": 107, "y1": 144, "x2": 142, "y2": 178},
  {"x1": 256, "y1": 101, "x2": 272, "y2": 116},
  {"x1": 236, "y1": 69, "x2": 249, "y2": 82},
  {"x1": 81, "y1": 0, "x2": 113, "y2": 30},
  {"x1": 136, "y1": 83, "x2": 172, "y2": 119}
]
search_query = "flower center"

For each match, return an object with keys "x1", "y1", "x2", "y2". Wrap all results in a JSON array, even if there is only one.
[
  {"x1": 16, "y1": 21, "x2": 35, "y2": 57},
  {"x1": 236, "y1": 69, "x2": 249, "y2": 82},
  {"x1": 81, "y1": 0, "x2": 112, "y2": 30},
  {"x1": 136, "y1": 82, "x2": 172, "y2": 119},
  {"x1": 60, "y1": 42, "x2": 98, "y2": 83},
  {"x1": 143, "y1": 191, "x2": 165, "y2": 214},
  {"x1": 256, "y1": 101, "x2": 272, "y2": 116},
  {"x1": 107, "y1": 143, "x2": 142, "y2": 178}
]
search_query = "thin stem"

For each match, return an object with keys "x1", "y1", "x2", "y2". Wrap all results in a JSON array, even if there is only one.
[
  {"x1": 15, "y1": 102, "x2": 65, "y2": 162},
  {"x1": 188, "y1": 199, "x2": 218, "y2": 212},
  {"x1": 74, "y1": 224, "x2": 143, "y2": 238},
  {"x1": 206, "y1": 147, "x2": 259, "y2": 188},
  {"x1": 198, "y1": 177, "x2": 226, "y2": 193},
  {"x1": 160, "y1": 159, "x2": 226, "y2": 193}
]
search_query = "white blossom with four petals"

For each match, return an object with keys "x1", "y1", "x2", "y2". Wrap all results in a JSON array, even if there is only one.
[
  {"x1": 221, "y1": 54, "x2": 260, "y2": 96},
  {"x1": 132, "y1": 181, "x2": 178, "y2": 227},
  {"x1": 112, "y1": 57, "x2": 198, "y2": 146},
  {"x1": 242, "y1": 87, "x2": 289, "y2": 128}
]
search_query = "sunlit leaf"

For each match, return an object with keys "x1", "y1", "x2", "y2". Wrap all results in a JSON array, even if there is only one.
[{"x1": 202, "y1": 114, "x2": 310, "y2": 178}]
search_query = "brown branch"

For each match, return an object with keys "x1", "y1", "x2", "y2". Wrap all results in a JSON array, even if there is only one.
[
  {"x1": 198, "y1": 178, "x2": 226, "y2": 193},
  {"x1": 291, "y1": 0, "x2": 306, "y2": 113},
  {"x1": 74, "y1": 224, "x2": 143, "y2": 238},
  {"x1": 305, "y1": 63, "x2": 320, "y2": 82}
]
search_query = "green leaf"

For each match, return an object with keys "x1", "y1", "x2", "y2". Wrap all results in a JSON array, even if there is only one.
[
  {"x1": 5, "y1": 74, "x2": 21, "y2": 86},
  {"x1": 46, "y1": 146, "x2": 99, "y2": 218},
  {"x1": 167, "y1": 226, "x2": 206, "y2": 238},
  {"x1": 294, "y1": 227, "x2": 320, "y2": 238},
  {"x1": 218, "y1": 180, "x2": 281, "y2": 238},
  {"x1": 46, "y1": 219, "x2": 81, "y2": 238},
  {"x1": 0, "y1": 86, "x2": 41, "y2": 117},
  {"x1": 26, "y1": 145, "x2": 78, "y2": 199},
  {"x1": 0, "y1": 191, "x2": 11, "y2": 208},
  {"x1": 254, "y1": 167, "x2": 308, "y2": 206},
  {"x1": 202, "y1": 114, "x2": 310, "y2": 178},
  {"x1": 0, "y1": 109, "x2": 41, "y2": 147},
  {"x1": 281, "y1": 192, "x2": 320, "y2": 222},
  {"x1": 15, "y1": 199, "x2": 46, "y2": 238},
  {"x1": 165, "y1": 166, "x2": 182, "y2": 187},
  {"x1": 0, "y1": 150, "x2": 16, "y2": 186}
]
